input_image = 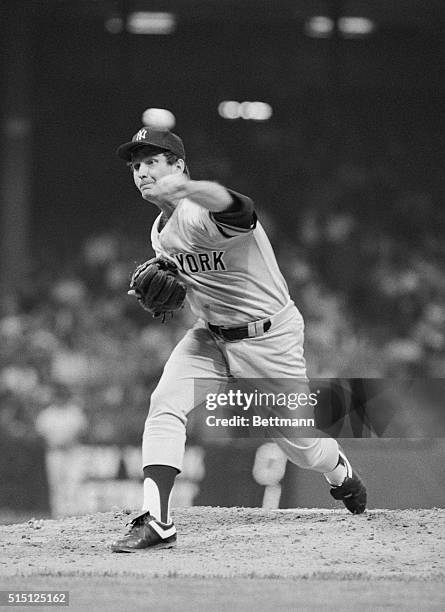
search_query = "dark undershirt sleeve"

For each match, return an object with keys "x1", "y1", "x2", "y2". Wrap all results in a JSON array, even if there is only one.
[{"x1": 210, "y1": 189, "x2": 256, "y2": 235}]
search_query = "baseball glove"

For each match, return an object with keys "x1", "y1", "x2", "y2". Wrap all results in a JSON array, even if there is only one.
[{"x1": 128, "y1": 257, "x2": 187, "y2": 320}]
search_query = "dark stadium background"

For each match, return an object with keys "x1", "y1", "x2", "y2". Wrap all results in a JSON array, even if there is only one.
[{"x1": 1, "y1": 0, "x2": 444, "y2": 520}]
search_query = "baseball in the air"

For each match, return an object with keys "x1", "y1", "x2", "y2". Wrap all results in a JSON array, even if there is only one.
[{"x1": 141, "y1": 108, "x2": 176, "y2": 130}]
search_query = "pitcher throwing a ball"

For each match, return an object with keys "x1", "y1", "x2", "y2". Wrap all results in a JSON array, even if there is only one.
[{"x1": 111, "y1": 124, "x2": 367, "y2": 553}]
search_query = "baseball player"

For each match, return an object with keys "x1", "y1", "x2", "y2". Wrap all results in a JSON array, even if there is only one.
[{"x1": 111, "y1": 127, "x2": 367, "y2": 552}]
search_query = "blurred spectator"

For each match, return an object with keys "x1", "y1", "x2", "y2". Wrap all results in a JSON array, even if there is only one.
[
  {"x1": 35, "y1": 383, "x2": 88, "y2": 449},
  {"x1": 34, "y1": 384, "x2": 88, "y2": 517}
]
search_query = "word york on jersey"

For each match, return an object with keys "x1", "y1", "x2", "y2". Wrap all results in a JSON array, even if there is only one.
[{"x1": 174, "y1": 251, "x2": 226, "y2": 274}]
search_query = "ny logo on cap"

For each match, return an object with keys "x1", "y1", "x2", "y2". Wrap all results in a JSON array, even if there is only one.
[{"x1": 135, "y1": 128, "x2": 148, "y2": 141}]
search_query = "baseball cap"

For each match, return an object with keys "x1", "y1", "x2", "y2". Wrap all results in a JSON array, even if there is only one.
[{"x1": 116, "y1": 127, "x2": 186, "y2": 161}]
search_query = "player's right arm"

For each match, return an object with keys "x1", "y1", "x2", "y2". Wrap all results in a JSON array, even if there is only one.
[
  {"x1": 148, "y1": 174, "x2": 243, "y2": 213},
  {"x1": 180, "y1": 181, "x2": 257, "y2": 237},
  {"x1": 151, "y1": 174, "x2": 256, "y2": 238},
  {"x1": 177, "y1": 179, "x2": 234, "y2": 212}
]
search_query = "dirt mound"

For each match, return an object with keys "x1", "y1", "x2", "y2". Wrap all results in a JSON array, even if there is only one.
[{"x1": 1, "y1": 507, "x2": 444, "y2": 580}]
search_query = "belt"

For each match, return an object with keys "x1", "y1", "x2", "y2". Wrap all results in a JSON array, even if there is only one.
[{"x1": 208, "y1": 319, "x2": 271, "y2": 341}]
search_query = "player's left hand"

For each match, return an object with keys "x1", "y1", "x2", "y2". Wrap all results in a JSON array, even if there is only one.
[{"x1": 128, "y1": 256, "x2": 187, "y2": 320}]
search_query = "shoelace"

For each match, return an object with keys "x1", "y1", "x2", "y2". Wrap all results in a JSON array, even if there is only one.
[{"x1": 125, "y1": 514, "x2": 149, "y2": 532}]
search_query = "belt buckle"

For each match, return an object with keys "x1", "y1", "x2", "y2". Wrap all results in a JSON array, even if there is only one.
[
  {"x1": 247, "y1": 320, "x2": 270, "y2": 338},
  {"x1": 247, "y1": 321, "x2": 261, "y2": 338}
]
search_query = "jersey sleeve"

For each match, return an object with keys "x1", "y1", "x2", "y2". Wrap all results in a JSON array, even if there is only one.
[{"x1": 210, "y1": 189, "x2": 256, "y2": 237}]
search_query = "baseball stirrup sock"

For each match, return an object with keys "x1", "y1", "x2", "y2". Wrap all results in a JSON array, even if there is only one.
[
  {"x1": 143, "y1": 465, "x2": 179, "y2": 523},
  {"x1": 323, "y1": 450, "x2": 351, "y2": 486}
]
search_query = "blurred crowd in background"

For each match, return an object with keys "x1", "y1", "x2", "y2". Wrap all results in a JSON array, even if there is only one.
[{"x1": 1, "y1": 100, "x2": 445, "y2": 450}]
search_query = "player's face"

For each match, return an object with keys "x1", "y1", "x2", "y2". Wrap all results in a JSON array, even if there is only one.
[{"x1": 130, "y1": 152, "x2": 181, "y2": 199}]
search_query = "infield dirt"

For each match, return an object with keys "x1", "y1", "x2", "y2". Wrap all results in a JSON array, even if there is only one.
[{"x1": 0, "y1": 507, "x2": 444, "y2": 610}]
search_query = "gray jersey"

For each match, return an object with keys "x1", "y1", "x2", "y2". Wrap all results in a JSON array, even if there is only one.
[{"x1": 151, "y1": 196, "x2": 292, "y2": 325}]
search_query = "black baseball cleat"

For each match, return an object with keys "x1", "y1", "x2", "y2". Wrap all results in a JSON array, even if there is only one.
[
  {"x1": 111, "y1": 510, "x2": 177, "y2": 553},
  {"x1": 329, "y1": 450, "x2": 367, "y2": 514}
]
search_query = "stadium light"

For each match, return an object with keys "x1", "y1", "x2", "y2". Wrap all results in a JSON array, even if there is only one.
[
  {"x1": 127, "y1": 12, "x2": 176, "y2": 35},
  {"x1": 304, "y1": 15, "x2": 375, "y2": 38},
  {"x1": 105, "y1": 12, "x2": 177, "y2": 35},
  {"x1": 218, "y1": 101, "x2": 273, "y2": 121},
  {"x1": 305, "y1": 16, "x2": 334, "y2": 38},
  {"x1": 338, "y1": 17, "x2": 375, "y2": 37},
  {"x1": 218, "y1": 101, "x2": 240, "y2": 120}
]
